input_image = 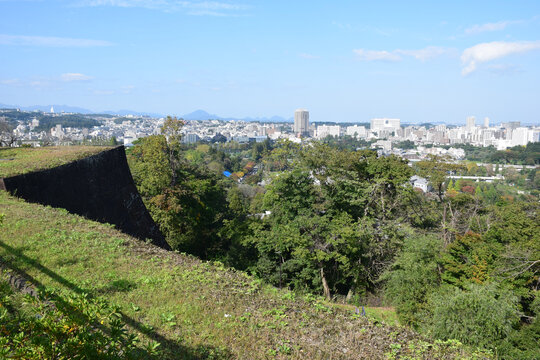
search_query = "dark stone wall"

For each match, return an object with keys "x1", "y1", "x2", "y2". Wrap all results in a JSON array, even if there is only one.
[{"x1": 2, "y1": 146, "x2": 170, "y2": 250}]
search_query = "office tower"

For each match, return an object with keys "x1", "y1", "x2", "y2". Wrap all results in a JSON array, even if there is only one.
[
  {"x1": 294, "y1": 109, "x2": 309, "y2": 137},
  {"x1": 466, "y1": 116, "x2": 476, "y2": 130},
  {"x1": 483, "y1": 117, "x2": 489, "y2": 128}
]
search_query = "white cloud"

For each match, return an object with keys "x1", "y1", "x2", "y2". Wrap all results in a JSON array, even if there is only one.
[
  {"x1": 29, "y1": 80, "x2": 49, "y2": 88},
  {"x1": 0, "y1": 79, "x2": 21, "y2": 85},
  {"x1": 77, "y1": 0, "x2": 248, "y2": 15},
  {"x1": 465, "y1": 21, "x2": 515, "y2": 35},
  {"x1": 61, "y1": 73, "x2": 93, "y2": 81},
  {"x1": 461, "y1": 40, "x2": 540, "y2": 75},
  {"x1": 353, "y1": 49, "x2": 401, "y2": 61},
  {"x1": 0, "y1": 34, "x2": 113, "y2": 47},
  {"x1": 331, "y1": 21, "x2": 352, "y2": 31},
  {"x1": 354, "y1": 46, "x2": 450, "y2": 62},
  {"x1": 396, "y1": 46, "x2": 450, "y2": 61}
]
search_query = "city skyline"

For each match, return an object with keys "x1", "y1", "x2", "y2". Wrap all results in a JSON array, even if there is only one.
[{"x1": 1, "y1": 1, "x2": 540, "y2": 124}]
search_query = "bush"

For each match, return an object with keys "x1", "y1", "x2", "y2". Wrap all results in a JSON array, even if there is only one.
[
  {"x1": 424, "y1": 283, "x2": 520, "y2": 349},
  {"x1": 0, "y1": 281, "x2": 156, "y2": 359},
  {"x1": 382, "y1": 235, "x2": 442, "y2": 327}
]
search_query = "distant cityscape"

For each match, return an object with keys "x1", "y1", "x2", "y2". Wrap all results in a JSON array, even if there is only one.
[{"x1": 1, "y1": 107, "x2": 539, "y2": 161}]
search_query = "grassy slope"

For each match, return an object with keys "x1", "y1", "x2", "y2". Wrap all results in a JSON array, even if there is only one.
[
  {"x1": 0, "y1": 146, "x2": 487, "y2": 359},
  {"x1": 0, "y1": 146, "x2": 111, "y2": 178},
  {"x1": 0, "y1": 193, "x2": 487, "y2": 359}
]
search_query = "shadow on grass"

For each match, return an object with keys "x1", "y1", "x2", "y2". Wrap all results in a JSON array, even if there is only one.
[{"x1": 0, "y1": 240, "x2": 233, "y2": 360}]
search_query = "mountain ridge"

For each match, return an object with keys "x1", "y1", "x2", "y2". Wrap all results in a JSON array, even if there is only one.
[{"x1": 0, "y1": 103, "x2": 292, "y2": 122}]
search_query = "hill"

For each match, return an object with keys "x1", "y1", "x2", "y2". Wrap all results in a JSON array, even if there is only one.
[
  {"x1": 0, "y1": 146, "x2": 485, "y2": 359},
  {"x1": 0, "y1": 146, "x2": 111, "y2": 178}
]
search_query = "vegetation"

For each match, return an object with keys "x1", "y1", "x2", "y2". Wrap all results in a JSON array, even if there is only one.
[
  {"x1": 1, "y1": 122, "x2": 538, "y2": 358},
  {"x1": 0, "y1": 110, "x2": 100, "y2": 131},
  {"x1": 0, "y1": 278, "x2": 144, "y2": 359},
  {"x1": 0, "y1": 192, "x2": 481, "y2": 359},
  {"x1": 126, "y1": 119, "x2": 539, "y2": 358},
  {"x1": 449, "y1": 142, "x2": 540, "y2": 165},
  {"x1": 0, "y1": 146, "x2": 111, "y2": 178}
]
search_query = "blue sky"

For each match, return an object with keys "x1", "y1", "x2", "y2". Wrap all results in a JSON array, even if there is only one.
[{"x1": 1, "y1": 0, "x2": 540, "y2": 124}]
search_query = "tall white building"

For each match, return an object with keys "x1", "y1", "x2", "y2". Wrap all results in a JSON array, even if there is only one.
[
  {"x1": 483, "y1": 117, "x2": 490, "y2": 128},
  {"x1": 294, "y1": 109, "x2": 309, "y2": 137},
  {"x1": 510, "y1": 127, "x2": 537, "y2": 147},
  {"x1": 370, "y1": 118, "x2": 400, "y2": 133},
  {"x1": 466, "y1": 116, "x2": 476, "y2": 130}
]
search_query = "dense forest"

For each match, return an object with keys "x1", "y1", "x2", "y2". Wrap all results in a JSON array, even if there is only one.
[{"x1": 127, "y1": 117, "x2": 539, "y2": 358}]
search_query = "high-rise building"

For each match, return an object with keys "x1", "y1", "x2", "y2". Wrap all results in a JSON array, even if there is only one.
[
  {"x1": 511, "y1": 127, "x2": 530, "y2": 146},
  {"x1": 483, "y1": 117, "x2": 490, "y2": 128},
  {"x1": 466, "y1": 116, "x2": 476, "y2": 130},
  {"x1": 294, "y1": 109, "x2": 309, "y2": 137}
]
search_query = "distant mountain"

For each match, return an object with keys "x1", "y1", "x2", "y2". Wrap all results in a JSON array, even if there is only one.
[
  {"x1": 100, "y1": 109, "x2": 164, "y2": 118},
  {"x1": 0, "y1": 103, "x2": 94, "y2": 114},
  {"x1": 181, "y1": 109, "x2": 221, "y2": 120},
  {"x1": 0, "y1": 103, "x2": 292, "y2": 122},
  {"x1": 0, "y1": 103, "x2": 164, "y2": 117},
  {"x1": 181, "y1": 109, "x2": 292, "y2": 122}
]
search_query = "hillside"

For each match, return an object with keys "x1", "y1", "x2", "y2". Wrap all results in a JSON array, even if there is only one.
[
  {"x1": 0, "y1": 147, "x2": 486, "y2": 359},
  {"x1": 0, "y1": 146, "x2": 111, "y2": 178}
]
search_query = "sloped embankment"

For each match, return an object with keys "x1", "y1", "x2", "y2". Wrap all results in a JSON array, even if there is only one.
[
  {"x1": 0, "y1": 191, "x2": 485, "y2": 359},
  {"x1": 0, "y1": 146, "x2": 169, "y2": 250}
]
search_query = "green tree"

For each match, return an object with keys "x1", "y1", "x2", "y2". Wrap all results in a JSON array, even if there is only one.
[
  {"x1": 425, "y1": 283, "x2": 520, "y2": 349},
  {"x1": 416, "y1": 156, "x2": 465, "y2": 201},
  {"x1": 382, "y1": 235, "x2": 442, "y2": 326}
]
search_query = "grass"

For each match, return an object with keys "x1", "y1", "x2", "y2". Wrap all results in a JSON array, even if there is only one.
[
  {"x1": 0, "y1": 146, "x2": 111, "y2": 178},
  {"x1": 0, "y1": 191, "x2": 490, "y2": 359},
  {"x1": 333, "y1": 303, "x2": 400, "y2": 327}
]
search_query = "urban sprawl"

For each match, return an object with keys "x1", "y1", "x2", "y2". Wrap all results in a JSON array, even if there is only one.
[{"x1": 2, "y1": 108, "x2": 539, "y2": 164}]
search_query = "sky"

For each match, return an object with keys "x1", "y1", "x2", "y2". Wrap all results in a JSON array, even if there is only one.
[{"x1": 1, "y1": 0, "x2": 540, "y2": 124}]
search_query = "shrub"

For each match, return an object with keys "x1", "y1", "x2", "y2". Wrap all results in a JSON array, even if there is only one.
[
  {"x1": 382, "y1": 235, "x2": 442, "y2": 327},
  {"x1": 424, "y1": 283, "x2": 520, "y2": 349}
]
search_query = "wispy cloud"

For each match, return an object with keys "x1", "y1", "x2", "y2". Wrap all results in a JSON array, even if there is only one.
[
  {"x1": 76, "y1": 0, "x2": 249, "y2": 16},
  {"x1": 353, "y1": 49, "x2": 401, "y2": 62},
  {"x1": 354, "y1": 46, "x2": 451, "y2": 62},
  {"x1": 61, "y1": 73, "x2": 93, "y2": 81},
  {"x1": 0, "y1": 79, "x2": 21, "y2": 85},
  {"x1": 396, "y1": 46, "x2": 452, "y2": 61},
  {"x1": 461, "y1": 40, "x2": 540, "y2": 75},
  {"x1": 0, "y1": 34, "x2": 113, "y2": 47},
  {"x1": 299, "y1": 53, "x2": 319, "y2": 60},
  {"x1": 331, "y1": 21, "x2": 352, "y2": 31},
  {"x1": 487, "y1": 64, "x2": 522, "y2": 76},
  {"x1": 464, "y1": 20, "x2": 519, "y2": 35}
]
